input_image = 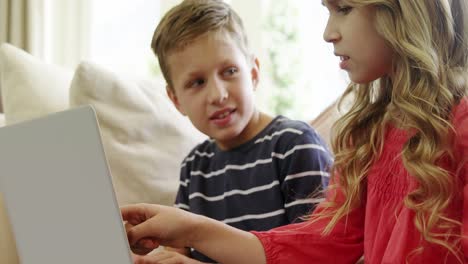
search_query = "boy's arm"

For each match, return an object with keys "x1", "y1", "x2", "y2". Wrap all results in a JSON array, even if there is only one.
[{"x1": 278, "y1": 127, "x2": 333, "y2": 222}]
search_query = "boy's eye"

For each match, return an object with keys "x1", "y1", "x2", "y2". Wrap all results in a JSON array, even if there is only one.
[
  {"x1": 223, "y1": 67, "x2": 238, "y2": 77},
  {"x1": 188, "y1": 78, "x2": 205, "y2": 89}
]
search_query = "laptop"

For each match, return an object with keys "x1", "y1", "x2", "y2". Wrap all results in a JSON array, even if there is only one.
[{"x1": 0, "y1": 106, "x2": 133, "y2": 264}]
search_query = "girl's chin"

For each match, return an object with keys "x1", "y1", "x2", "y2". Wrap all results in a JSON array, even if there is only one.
[{"x1": 349, "y1": 74, "x2": 383, "y2": 84}]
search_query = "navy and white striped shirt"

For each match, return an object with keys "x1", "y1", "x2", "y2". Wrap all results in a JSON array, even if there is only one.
[{"x1": 175, "y1": 116, "x2": 333, "y2": 262}]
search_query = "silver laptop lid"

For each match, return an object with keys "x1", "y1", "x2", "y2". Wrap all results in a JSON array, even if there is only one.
[{"x1": 0, "y1": 106, "x2": 132, "y2": 264}]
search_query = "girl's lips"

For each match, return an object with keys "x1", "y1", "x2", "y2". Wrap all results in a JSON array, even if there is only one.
[{"x1": 339, "y1": 56, "x2": 350, "y2": 70}]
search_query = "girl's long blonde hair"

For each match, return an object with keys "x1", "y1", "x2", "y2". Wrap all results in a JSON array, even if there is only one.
[{"x1": 316, "y1": 0, "x2": 468, "y2": 259}]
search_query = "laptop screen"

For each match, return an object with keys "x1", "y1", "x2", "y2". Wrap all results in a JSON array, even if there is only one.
[{"x1": 0, "y1": 106, "x2": 132, "y2": 264}]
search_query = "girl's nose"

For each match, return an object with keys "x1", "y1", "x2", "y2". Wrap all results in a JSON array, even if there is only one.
[{"x1": 323, "y1": 21, "x2": 341, "y2": 43}]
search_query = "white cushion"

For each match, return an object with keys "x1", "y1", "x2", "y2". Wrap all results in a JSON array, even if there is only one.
[
  {"x1": 0, "y1": 43, "x2": 72, "y2": 264},
  {"x1": 0, "y1": 43, "x2": 71, "y2": 125},
  {"x1": 0, "y1": 46, "x2": 204, "y2": 263},
  {"x1": 0, "y1": 113, "x2": 5, "y2": 127},
  {"x1": 70, "y1": 62, "x2": 205, "y2": 206}
]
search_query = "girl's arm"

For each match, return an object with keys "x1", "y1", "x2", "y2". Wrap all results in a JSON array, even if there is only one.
[
  {"x1": 454, "y1": 98, "x2": 468, "y2": 261},
  {"x1": 121, "y1": 204, "x2": 267, "y2": 264},
  {"x1": 191, "y1": 215, "x2": 267, "y2": 264},
  {"x1": 252, "y1": 204, "x2": 365, "y2": 264}
]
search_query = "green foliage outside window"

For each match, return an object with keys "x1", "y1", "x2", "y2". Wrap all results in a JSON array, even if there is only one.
[{"x1": 263, "y1": 0, "x2": 301, "y2": 116}]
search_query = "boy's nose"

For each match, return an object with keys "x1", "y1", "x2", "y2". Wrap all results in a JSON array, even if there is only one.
[{"x1": 208, "y1": 80, "x2": 228, "y2": 104}]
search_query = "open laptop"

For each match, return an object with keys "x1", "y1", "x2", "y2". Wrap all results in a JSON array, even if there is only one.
[{"x1": 0, "y1": 106, "x2": 133, "y2": 264}]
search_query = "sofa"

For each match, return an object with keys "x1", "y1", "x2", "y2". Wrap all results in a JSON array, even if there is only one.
[{"x1": 0, "y1": 43, "x2": 343, "y2": 263}]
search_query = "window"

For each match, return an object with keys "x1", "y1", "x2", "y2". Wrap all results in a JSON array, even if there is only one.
[
  {"x1": 87, "y1": 0, "x2": 348, "y2": 120},
  {"x1": 89, "y1": 0, "x2": 160, "y2": 77}
]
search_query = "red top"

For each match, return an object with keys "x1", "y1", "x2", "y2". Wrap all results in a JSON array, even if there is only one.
[{"x1": 253, "y1": 98, "x2": 468, "y2": 264}]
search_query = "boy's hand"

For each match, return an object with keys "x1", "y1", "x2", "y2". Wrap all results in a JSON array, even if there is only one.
[
  {"x1": 121, "y1": 204, "x2": 204, "y2": 253},
  {"x1": 133, "y1": 250, "x2": 209, "y2": 264}
]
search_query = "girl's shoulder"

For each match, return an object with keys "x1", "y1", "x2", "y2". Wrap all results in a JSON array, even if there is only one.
[
  {"x1": 452, "y1": 98, "x2": 467, "y2": 158},
  {"x1": 452, "y1": 97, "x2": 468, "y2": 129}
]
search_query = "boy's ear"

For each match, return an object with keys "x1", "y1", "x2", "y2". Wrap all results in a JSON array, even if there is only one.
[
  {"x1": 251, "y1": 57, "x2": 260, "y2": 89},
  {"x1": 166, "y1": 86, "x2": 187, "y2": 116}
]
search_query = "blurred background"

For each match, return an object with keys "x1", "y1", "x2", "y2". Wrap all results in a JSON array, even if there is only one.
[{"x1": 0, "y1": 0, "x2": 349, "y2": 120}]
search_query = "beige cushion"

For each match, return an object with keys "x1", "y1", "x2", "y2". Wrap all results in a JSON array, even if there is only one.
[
  {"x1": 70, "y1": 62, "x2": 205, "y2": 206},
  {"x1": 0, "y1": 43, "x2": 71, "y2": 125},
  {"x1": 0, "y1": 46, "x2": 203, "y2": 263},
  {"x1": 0, "y1": 43, "x2": 72, "y2": 264},
  {"x1": 310, "y1": 100, "x2": 340, "y2": 149},
  {"x1": 310, "y1": 94, "x2": 353, "y2": 150}
]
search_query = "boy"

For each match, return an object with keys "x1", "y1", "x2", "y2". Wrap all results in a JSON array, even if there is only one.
[{"x1": 145, "y1": 0, "x2": 332, "y2": 262}]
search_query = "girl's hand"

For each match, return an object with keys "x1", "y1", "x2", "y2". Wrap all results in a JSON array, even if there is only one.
[
  {"x1": 133, "y1": 250, "x2": 209, "y2": 264},
  {"x1": 124, "y1": 221, "x2": 158, "y2": 255},
  {"x1": 121, "y1": 204, "x2": 204, "y2": 253},
  {"x1": 122, "y1": 203, "x2": 266, "y2": 264}
]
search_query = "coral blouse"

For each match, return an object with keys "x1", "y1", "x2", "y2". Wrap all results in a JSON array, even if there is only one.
[{"x1": 252, "y1": 98, "x2": 468, "y2": 264}]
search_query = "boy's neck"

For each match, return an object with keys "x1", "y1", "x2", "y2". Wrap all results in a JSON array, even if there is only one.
[{"x1": 215, "y1": 111, "x2": 273, "y2": 151}]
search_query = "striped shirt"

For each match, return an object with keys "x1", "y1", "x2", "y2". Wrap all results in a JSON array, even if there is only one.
[{"x1": 175, "y1": 116, "x2": 333, "y2": 262}]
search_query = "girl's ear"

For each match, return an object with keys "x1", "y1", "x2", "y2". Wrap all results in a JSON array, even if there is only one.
[
  {"x1": 251, "y1": 57, "x2": 260, "y2": 89},
  {"x1": 166, "y1": 86, "x2": 187, "y2": 116}
]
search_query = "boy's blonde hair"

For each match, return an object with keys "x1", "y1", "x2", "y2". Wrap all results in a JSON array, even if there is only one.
[
  {"x1": 318, "y1": 0, "x2": 467, "y2": 261},
  {"x1": 151, "y1": 0, "x2": 250, "y2": 89}
]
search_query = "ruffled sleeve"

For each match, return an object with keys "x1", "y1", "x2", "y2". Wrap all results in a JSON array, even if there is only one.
[{"x1": 252, "y1": 183, "x2": 365, "y2": 264}]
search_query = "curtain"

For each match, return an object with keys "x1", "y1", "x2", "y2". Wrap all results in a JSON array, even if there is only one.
[
  {"x1": 0, "y1": 0, "x2": 41, "y2": 114},
  {"x1": 0, "y1": 2, "x2": 28, "y2": 262},
  {"x1": 45, "y1": 0, "x2": 91, "y2": 68},
  {"x1": 1, "y1": 0, "x2": 91, "y2": 68},
  {"x1": 0, "y1": 0, "x2": 91, "y2": 111},
  {"x1": 0, "y1": 0, "x2": 29, "y2": 113},
  {"x1": 0, "y1": 0, "x2": 31, "y2": 50}
]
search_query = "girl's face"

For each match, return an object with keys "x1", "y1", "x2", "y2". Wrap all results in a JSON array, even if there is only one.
[{"x1": 322, "y1": 0, "x2": 394, "y2": 83}]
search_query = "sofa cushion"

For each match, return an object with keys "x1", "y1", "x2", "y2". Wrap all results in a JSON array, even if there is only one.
[
  {"x1": 309, "y1": 93, "x2": 354, "y2": 150},
  {"x1": 70, "y1": 62, "x2": 205, "y2": 206},
  {"x1": 0, "y1": 43, "x2": 71, "y2": 125},
  {"x1": 0, "y1": 46, "x2": 204, "y2": 264},
  {"x1": 0, "y1": 43, "x2": 72, "y2": 264}
]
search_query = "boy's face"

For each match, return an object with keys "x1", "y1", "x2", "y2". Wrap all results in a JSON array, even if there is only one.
[{"x1": 166, "y1": 32, "x2": 260, "y2": 150}]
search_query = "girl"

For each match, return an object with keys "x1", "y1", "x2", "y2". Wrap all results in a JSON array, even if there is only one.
[{"x1": 121, "y1": 0, "x2": 468, "y2": 263}]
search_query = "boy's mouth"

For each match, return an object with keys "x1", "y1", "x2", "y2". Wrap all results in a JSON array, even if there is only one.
[{"x1": 209, "y1": 108, "x2": 236, "y2": 120}]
